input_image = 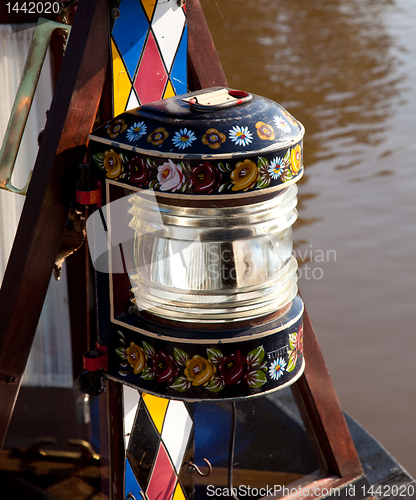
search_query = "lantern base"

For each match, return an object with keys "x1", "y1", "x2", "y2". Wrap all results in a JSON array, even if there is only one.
[{"x1": 104, "y1": 295, "x2": 304, "y2": 401}]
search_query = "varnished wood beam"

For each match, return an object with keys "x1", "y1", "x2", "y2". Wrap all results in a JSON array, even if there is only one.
[
  {"x1": 292, "y1": 309, "x2": 363, "y2": 477},
  {"x1": 187, "y1": 0, "x2": 228, "y2": 90}
]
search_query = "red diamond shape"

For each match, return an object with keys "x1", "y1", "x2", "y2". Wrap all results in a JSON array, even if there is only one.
[
  {"x1": 146, "y1": 443, "x2": 176, "y2": 500},
  {"x1": 135, "y1": 31, "x2": 167, "y2": 104}
]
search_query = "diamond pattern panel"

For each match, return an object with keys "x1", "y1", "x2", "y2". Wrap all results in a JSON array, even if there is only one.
[
  {"x1": 123, "y1": 395, "x2": 194, "y2": 499},
  {"x1": 152, "y1": 0, "x2": 186, "y2": 73},
  {"x1": 111, "y1": 0, "x2": 187, "y2": 111},
  {"x1": 114, "y1": 2, "x2": 191, "y2": 496}
]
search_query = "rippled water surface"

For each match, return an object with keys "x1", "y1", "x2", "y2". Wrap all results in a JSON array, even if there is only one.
[{"x1": 201, "y1": 0, "x2": 416, "y2": 476}]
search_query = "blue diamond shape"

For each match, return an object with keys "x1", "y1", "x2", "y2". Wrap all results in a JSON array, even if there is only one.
[
  {"x1": 170, "y1": 24, "x2": 188, "y2": 96},
  {"x1": 125, "y1": 458, "x2": 144, "y2": 498},
  {"x1": 112, "y1": 0, "x2": 149, "y2": 80}
]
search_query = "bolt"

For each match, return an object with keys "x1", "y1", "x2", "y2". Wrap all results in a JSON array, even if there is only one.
[
  {"x1": 7, "y1": 376, "x2": 16, "y2": 385},
  {"x1": 111, "y1": 8, "x2": 120, "y2": 20}
]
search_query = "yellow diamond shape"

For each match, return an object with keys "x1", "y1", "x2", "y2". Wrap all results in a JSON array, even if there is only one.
[
  {"x1": 142, "y1": 393, "x2": 169, "y2": 433},
  {"x1": 173, "y1": 482, "x2": 186, "y2": 500},
  {"x1": 163, "y1": 80, "x2": 176, "y2": 99},
  {"x1": 141, "y1": 0, "x2": 157, "y2": 21},
  {"x1": 111, "y1": 39, "x2": 131, "y2": 116}
]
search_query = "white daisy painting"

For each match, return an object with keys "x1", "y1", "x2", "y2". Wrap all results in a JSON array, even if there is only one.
[
  {"x1": 268, "y1": 157, "x2": 285, "y2": 180},
  {"x1": 273, "y1": 114, "x2": 291, "y2": 134},
  {"x1": 126, "y1": 121, "x2": 147, "y2": 142},
  {"x1": 269, "y1": 357, "x2": 286, "y2": 380},
  {"x1": 229, "y1": 125, "x2": 253, "y2": 147},
  {"x1": 172, "y1": 128, "x2": 197, "y2": 149}
]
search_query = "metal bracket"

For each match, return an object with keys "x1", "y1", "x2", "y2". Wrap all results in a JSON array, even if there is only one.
[{"x1": 0, "y1": 18, "x2": 71, "y2": 195}]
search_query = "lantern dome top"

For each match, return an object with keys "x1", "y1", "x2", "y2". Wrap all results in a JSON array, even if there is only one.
[
  {"x1": 89, "y1": 87, "x2": 304, "y2": 159},
  {"x1": 89, "y1": 88, "x2": 304, "y2": 198}
]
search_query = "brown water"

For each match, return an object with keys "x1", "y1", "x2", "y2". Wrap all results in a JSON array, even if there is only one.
[{"x1": 200, "y1": 0, "x2": 416, "y2": 477}]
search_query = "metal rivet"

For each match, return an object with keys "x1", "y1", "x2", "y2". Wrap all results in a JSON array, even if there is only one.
[
  {"x1": 7, "y1": 376, "x2": 16, "y2": 385},
  {"x1": 112, "y1": 8, "x2": 121, "y2": 19}
]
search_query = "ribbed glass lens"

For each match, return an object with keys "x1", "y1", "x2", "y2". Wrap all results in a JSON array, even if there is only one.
[{"x1": 129, "y1": 185, "x2": 299, "y2": 323}]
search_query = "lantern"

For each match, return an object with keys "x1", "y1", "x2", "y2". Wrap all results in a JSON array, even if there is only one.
[{"x1": 88, "y1": 87, "x2": 305, "y2": 400}]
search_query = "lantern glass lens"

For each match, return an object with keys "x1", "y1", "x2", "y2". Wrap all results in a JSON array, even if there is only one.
[{"x1": 129, "y1": 185, "x2": 299, "y2": 323}]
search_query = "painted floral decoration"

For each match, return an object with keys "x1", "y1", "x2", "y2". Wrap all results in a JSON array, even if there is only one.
[
  {"x1": 287, "y1": 324, "x2": 303, "y2": 372},
  {"x1": 282, "y1": 108, "x2": 299, "y2": 126},
  {"x1": 106, "y1": 119, "x2": 127, "y2": 139},
  {"x1": 103, "y1": 150, "x2": 123, "y2": 179},
  {"x1": 128, "y1": 157, "x2": 150, "y2": 187},
  {"x1": 157, "y1": 159, "x2": 184, "y2": 192},
  {"x1": 184, "y1": 355, "x2": 215, "y2": 386},
  {"x1": 191, "y1": 161, "x2": 222, "y2": 194},
  {"x1": 255, "y1": 157, "x2": 271, "y2": 189},
  {"x1": 202, "y1": 128, "x2": 226, "y2": 149},
  {"x1": 268, "y1": 357, "x2": 286, "y2": 380},
  {"x1": 217, "y1": 351, "x2": 245, "y2": 385},
  {"x1": 273, "y1": 114, "x2": 291, "y2": 134},
  {"x1": 93, "y1": 141, "x2": 302, "y2": 194},
  {"x1": 116, "y1": 332, "x2": 269, "y2": 394},
  {"x1": 147, "y1": 127, "x2": 169, "y2": 146},
  {"x1": 126, "y1": 343, "x2": 146, "y2": 374},
  {"x1": 152, "y1": 351, "x2": 179, "y2": 384},
  {"x1": 290, "y1": 144, "x2": 302, "y2": 174},
  {"x1": 172, "y1": 345, "x2": 268, "y2": 393},
  {"x1": 126, "y1": 121, "x2": 147, "y2": 142},
  {"x1": 255, "y1": 121, "x2": 275, "y2": 141},
  {"x1": 269, "y1": 148, "x2": 295, "y2": 183},
  {"x1": 280, "y1": 165, "x2": 293, "y2": 182},
  {"x1": 172, "y1": 128, "x2": 197, "y2": 150},
  {"x1": 229, "y1": 125, "x2": 253, "y2": 147},
  {"x1": 230, "y1": 159, "x2": 259, "y2": 191},
  {"x1": 92, "y1": 149, "x2": 127, "y2": 180},
  {"x1": 268, "y1": 157, "x2": 285, "y2": 180}
]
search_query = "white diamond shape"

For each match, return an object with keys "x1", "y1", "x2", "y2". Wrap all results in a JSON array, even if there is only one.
[
  {"x1": 123, "y1": 386, "x2": 140, "y2": 449},
  {"x1": 152, "y1": 0, "x2": 186, "y2": 73},
  {"x1": 161, "y1": 400, "x2": 192, "y2": 472},
  {"x1": 127, "y1": 89, "x2": 140, "y2": 111}
]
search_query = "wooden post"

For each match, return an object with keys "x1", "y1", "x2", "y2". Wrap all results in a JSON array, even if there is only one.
[
  {"x1": 187, "y1": 0, "x2": 228, "y2": 90},
  {"x1": 291, "y1": 309, "x2": 363, "y2": 477}
]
